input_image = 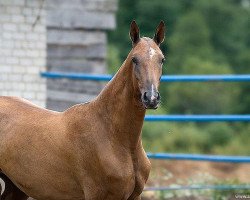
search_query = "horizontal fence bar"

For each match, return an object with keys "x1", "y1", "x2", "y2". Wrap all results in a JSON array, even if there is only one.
[
  {"x1": 162, "y1": 75, "x2": 250, "y2": 82},
  {"x1": 41, "y1": 72, "x2": 112, "y2": 81},
  {"x1": 146, "y1": 153, "x2": 250, "y2": 163},
  {"x1": 41, "y1": 72, "x2": 250, "y2": 82},
  {"x1": 144, "y1": 185, "x2": 250, "y2": 191},
  {"x1": 144, "y1": 115, "x2": 250, "y2": 122}
]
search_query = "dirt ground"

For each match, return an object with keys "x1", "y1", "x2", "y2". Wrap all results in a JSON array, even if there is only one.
[
  {"x1": 142, "y1": 160, "x2": 250, "y2": 199},
  {"x1": 146, "y1": 160, "x2": 250, "y2": 186}
]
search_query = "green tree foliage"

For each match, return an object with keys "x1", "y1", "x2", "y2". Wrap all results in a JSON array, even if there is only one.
[
  {"x1": 143, "y1": 122, "x2": 250, "y2": 155},
  {"x1": 166, "y1": 57, "x2": 240, "y2": 114},
  {"x1": 108, "y1": 0, "x2": 250, "y2": 154},
  {"x1": 167, "y1": 11, "x2": 215, "y2": 73}
]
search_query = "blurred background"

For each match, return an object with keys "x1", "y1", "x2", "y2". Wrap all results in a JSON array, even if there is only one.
[{"x1": 0, "y1": 0, "x2": 250, "y2": 199}]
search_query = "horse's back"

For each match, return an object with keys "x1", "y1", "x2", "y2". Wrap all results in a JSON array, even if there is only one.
[
  {"x1": 0, "y1": 96, "x2": 56, "y2": 115},
  {"x1": 0, "y1": 96, "x2": 50, "y2": 137}
]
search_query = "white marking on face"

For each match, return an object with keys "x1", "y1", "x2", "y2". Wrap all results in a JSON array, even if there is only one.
[
  {"x1": 149, "y1": 47, "x2": 156, "y2": 59},
  {"x1": 0, "y1": 178, "x2": 5, "y2": 195},
  {"x1": 150, "y1": 84, "x2": 156, "y2": 101}
]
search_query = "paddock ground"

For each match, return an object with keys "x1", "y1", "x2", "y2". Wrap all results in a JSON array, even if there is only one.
[
  {"x1": 147, "y1": 160, "x2": 250, "y2": 185},
  {"x1": 142, "y1": 160, "x2": 250, "y2": 199}
]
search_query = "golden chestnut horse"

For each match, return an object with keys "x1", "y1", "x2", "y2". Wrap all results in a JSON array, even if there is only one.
[{"x1": 0, "y1": 20, "x2": 165, "y2": 200}]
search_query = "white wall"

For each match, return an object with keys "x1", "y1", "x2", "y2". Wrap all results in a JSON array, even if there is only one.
[{"x1": 0, "y1": 0, "x2": 47, "y2": 107}]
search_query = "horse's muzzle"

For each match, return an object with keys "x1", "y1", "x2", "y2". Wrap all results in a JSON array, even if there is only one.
[{"x1": 141, "y1": 91, "x2": 160, "y2": 109}]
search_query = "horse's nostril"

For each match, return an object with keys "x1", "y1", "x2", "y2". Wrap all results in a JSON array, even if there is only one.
[{"x1": 156, "y1": 92, "x2": 160, "y2": 100}]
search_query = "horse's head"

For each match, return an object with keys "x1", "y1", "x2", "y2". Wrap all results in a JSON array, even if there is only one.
[{"x1": 129, "y1": 20, "x2": 165, "y2": 109}]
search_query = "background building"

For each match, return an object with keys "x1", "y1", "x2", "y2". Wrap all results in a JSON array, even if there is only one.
[
  {"x1": 46, "y1": 0, "x2": 117, "y2": 111},
  {"x1": 0, "y1": 0, "x2": 117, "y2": 111}
]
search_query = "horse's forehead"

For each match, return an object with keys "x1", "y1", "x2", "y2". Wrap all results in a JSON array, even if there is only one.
[{"x1": 134, "y1": 38, "x2": 161, "y2": 57}]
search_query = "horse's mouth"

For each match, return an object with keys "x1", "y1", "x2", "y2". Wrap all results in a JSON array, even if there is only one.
[
  {"x1": 141, "y1": 100, "x2": 160, "y2": 110},
  {"x1": 145, "y1": 105, "x2": 158, "y2": 109}
]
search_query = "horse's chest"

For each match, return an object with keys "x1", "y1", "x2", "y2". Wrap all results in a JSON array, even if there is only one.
[
  {"x1": 101, "y1": 157, "x2": 136, "y2": 193},
  {"x1": 94, "y1": 154, "x2": 148, "y2": 199},
  {"x1": 77, "y1": 140, "x2": 150, "y2": 199}
]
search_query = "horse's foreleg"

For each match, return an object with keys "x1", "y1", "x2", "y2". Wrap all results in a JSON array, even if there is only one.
[
  {"x1": 133, "y1": 196, "x2": 141, "y2": 200},
  {"x1": 0, "y1": 173, "x2": 28, "y2": 200}
]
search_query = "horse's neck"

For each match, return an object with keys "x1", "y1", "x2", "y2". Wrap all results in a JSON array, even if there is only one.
[{"x1": 94, "y1": 57, "x2": 145, "y2": 150}]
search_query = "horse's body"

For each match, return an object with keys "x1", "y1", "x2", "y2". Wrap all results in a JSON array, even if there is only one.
[{"x1": 0, "y1": 21, "x2": 165, "y2": 200}]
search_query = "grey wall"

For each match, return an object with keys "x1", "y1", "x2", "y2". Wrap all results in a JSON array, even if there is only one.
[{"x1": 45, "y1": 0, "x2": 117, "y2": 111}]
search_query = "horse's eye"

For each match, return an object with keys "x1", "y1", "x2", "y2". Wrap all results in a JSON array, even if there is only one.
[
  {"x1": 132, "y1": 57, "x2": 139, "y2": 65},
  {"x1": 161, "y1": 58, "x2": 165, "y2": 64}
]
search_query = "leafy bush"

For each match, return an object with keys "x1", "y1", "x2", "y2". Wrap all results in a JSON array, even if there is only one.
[{"x1": 142, "y1": 122, "x2": 250, "y2": 154}]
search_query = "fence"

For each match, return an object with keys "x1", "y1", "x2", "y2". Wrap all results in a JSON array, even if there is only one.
[{"x1": 41, "y1": 72, "x2": 250, "y2": 191}]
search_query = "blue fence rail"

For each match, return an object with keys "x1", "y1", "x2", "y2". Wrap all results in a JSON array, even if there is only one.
[
  {"x1": 41, "y1": 72, "x2": 250, "y2": 82},
  {"x1": 145, "y1": 115, "x2": 250, "y2": 122},
  {"x1": 144, "y1": 185, "x2": 250, "y2": 191},
  {"x1": 147, "y1": 153, "x2": 250, "y2": 163}
]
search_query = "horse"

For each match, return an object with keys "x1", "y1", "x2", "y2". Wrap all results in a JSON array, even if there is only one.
[{"x1": 0, "y1": 20, "x2": 165, "y2": 200}]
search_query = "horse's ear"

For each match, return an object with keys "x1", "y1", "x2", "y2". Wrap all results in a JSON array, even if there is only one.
[
  {"x1": 130, "y1": 20, "x2": 140, "y2": 46},
  {"x1": 153, "y1": 21, "x2": 165, "y2": 46}
]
